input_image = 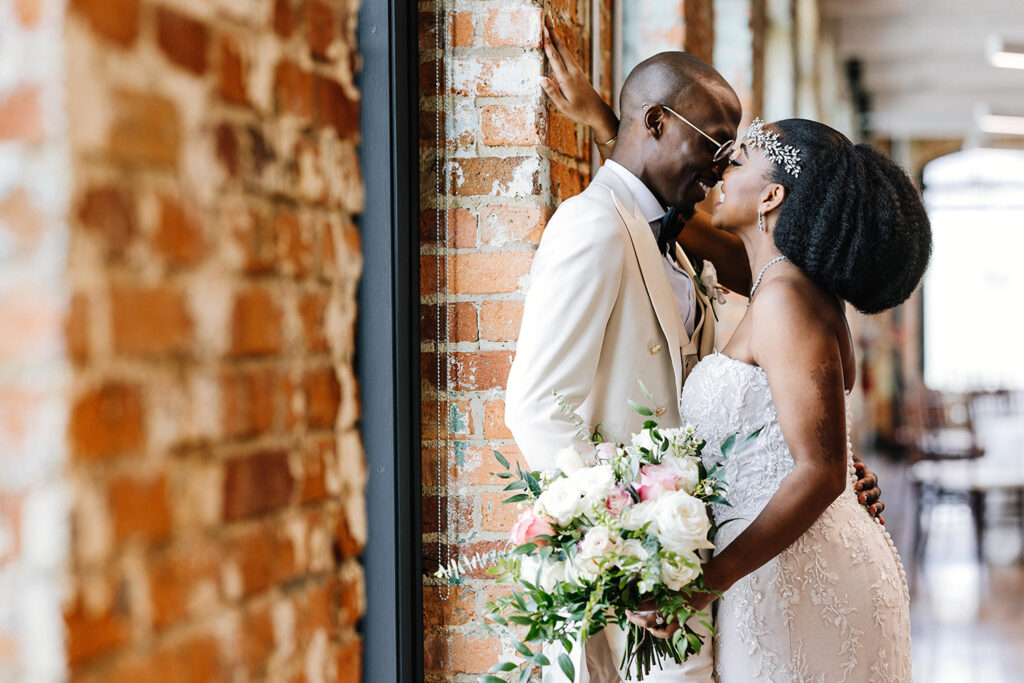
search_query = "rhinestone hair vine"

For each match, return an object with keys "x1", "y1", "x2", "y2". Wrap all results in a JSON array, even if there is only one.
[{"x1": 739, "y1": 118, "x2": 802, "y2": 177}]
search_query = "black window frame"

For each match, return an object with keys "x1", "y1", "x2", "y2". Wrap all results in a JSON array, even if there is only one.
[{"x1": 356, "y1": 0, "x2": 422, "y2": 680}]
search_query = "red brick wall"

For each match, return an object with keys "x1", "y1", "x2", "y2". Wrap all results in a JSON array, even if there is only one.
[
  {"x1": 418, "y1": 0, "x2": 595, "y2": 679},
  {"x1": 58, "y1": 0, "x2": 366, "y2": 680}
]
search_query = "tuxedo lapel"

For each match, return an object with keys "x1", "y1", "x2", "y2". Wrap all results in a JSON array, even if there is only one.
[
  {"x1": 673, "y1": 243, "x2": 716, "y2": 371},
  {"x1": 610, "y1": 191, "x2": 684, "y2": 399}
]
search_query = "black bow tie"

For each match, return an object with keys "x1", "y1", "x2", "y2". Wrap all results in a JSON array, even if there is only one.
[{"x1": 655, "y1": 207, "x2": 683, "y2": 255}]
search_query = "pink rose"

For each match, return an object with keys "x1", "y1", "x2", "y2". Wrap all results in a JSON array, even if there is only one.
[
  {"x1": 510, "y1": 508, "x2": 556, "y2": 546},
  {"x1": 635, "y1": 464, "x2": 681, "y2": 502},
  {"x1": 606, "y1": 486, "x2": 633, "y2": 515},
  {"x1": 595, "y1": 442, "x2": 618, "y2": 461}
]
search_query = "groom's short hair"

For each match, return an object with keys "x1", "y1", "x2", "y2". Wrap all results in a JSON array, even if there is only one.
[{"x1": 619, "y1": 52, "x2": 738, "y2": 130}]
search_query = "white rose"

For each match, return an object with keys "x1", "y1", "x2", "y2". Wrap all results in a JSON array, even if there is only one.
[
  {"x1": 519, "y1": 555, "x2": 567, "y2": 591},
  {"x1": 660, "y1": 550, "x2": 702, "y2": 591},
  {"x1": 661, "y1": 454, "x2": 700, "y2": 494},
  {"x1": 579, "y1": 525, "x2": 621, "y2": 558},
  {"x1": 535, "y1": 476, "x2": 583, "y2": 526},
  {"x1": 572, "y1": 464, "x2": 616, "y2": 510},
  {"x1": 571, "y1": 554, "x2": 599, "y2": 583},
  {"x1": 616, "y1": 538, "x2": 649, "y2": 573},
  {"x1": 556, "y1": 446, "x2": 587, "y2": 475},
  {"x1": 573, "y1": 526, "x2": 621, "y2": 581},
  {"x1": 620, "y1": 500, "x2": 658, "y2": 531},
  {"x1": 652, "y1": 490, "x2": 715, "y2": 555}
]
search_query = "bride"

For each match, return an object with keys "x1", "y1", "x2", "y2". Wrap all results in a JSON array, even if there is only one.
[{"x1": 542, "y1": 20, "x2": 931, "y2": 682}]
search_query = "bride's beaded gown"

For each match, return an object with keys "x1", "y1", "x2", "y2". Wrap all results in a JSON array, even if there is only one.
[{"x1": 679, "y1": 353, "x2": 911, "y2": 682}]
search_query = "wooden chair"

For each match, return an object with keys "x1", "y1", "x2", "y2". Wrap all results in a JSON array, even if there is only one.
[
  {"x1": 967, "y1": 389, "x2": 1024, "y2": 560},
  {"x1": 901, "y1": 388, "x2": 986, "y2": 563},
  {"x1": 903, "y1": 388, "x2": 1024, "y2": 565}
]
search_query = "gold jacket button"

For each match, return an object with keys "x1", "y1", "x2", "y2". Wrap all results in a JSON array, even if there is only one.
[
  {"x1": 655, "y1": 406, "x2": 667, "y2": 417},
  {"x1": 649, "y1": 343, "x2": 662, "y2": 355}
]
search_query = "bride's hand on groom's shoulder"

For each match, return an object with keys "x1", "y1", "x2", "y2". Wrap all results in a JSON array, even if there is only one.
[
  {"x1": 853, "y1": 461, "x2": 885, "y2": 525},
  {"x1": 540, "y1": 14, "x2": 619, "y2": 144}
]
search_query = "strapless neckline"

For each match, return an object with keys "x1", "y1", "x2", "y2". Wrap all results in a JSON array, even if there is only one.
[{"x1": 707, "y1": 352, "x2": 765, "y2": 375}]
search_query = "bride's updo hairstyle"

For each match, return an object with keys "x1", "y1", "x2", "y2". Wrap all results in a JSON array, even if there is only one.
[{"x1": 766, "y1": 119, "x2": 932, "y2": 314}]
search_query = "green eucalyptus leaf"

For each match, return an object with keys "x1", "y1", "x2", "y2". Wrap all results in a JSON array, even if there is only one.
[
  {"x1": 628, "y1": 400, "x2": 654, "y2": 416},
  {"x1": 532, "y1": 653, "x2": 550, "y2": 667},
  {"x1": 479, "y1": 675, "x2": 506, "y2": 683},
  {"x1": 492, "y1": 661, "x2": 518, "y2": 672},
  {"x1": 637, "y1": 378, "x2": 655, "y2": 401},
  {"x1": 493, "y1": 450, "x2": 510, "y2": 469},
  {"x1": 720, "y1": 433, "x2": 738, "y2": 457},
  {"x1": 558, "y1": 653, "x2": 576, "y2": 680},
  {"x1": 504, "y1": 493, "x2": 531, "y2": 504}
]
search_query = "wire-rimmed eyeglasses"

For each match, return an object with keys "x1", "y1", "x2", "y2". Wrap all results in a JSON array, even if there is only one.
[{"x1": 646, "y1": 103, "x2": 735, "y2": 164}]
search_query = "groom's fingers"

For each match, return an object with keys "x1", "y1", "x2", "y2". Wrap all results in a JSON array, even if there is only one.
[
  {"x1": 853, "y1": 471, "x2": 877, "y2": 492},
  {"x1": 859, "y1": 486, "x2": 881, "y2": 507}
]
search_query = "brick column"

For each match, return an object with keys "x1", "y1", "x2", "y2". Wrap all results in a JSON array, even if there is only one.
[
  {"x1": 0, "y1": 1, "x2": 72, "y2": 679},
  {"x1": 418, "y1": 0, "x2": 593, "y2": 679},
  {"x1": 55, "y1": 0, "x2": 366, "y2": 680}
]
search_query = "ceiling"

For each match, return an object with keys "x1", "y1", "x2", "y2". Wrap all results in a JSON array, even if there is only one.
[{"x1": 822, "y1": 0, "x2": 1024, "y2": 141}]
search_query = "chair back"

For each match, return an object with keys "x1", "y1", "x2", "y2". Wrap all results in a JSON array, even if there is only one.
[{"x1": 901, "y1": 388, "x2": 984, "y2": 464}]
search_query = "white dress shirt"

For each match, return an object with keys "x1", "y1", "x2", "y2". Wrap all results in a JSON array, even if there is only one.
[{"x1": 603, "y1": 160, "x2": 698, "y2": 337}]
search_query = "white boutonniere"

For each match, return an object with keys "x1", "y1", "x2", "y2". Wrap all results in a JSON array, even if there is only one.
[{"x1": 695, "y1": 260, "x2": 729, "y2": 319}]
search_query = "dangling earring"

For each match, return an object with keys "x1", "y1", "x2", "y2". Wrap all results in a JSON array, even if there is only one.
[{"x1": 758, "y1": 210, "x2": 765, "y2": 232}]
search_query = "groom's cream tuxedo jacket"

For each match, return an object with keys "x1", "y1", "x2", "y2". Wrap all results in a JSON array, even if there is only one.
[
  {"x1": 505, "y1": 165, "x2": 717, "y2": 682},
  {"x1": 506, "y1": 165, "x2": 716, "y2": 471}
]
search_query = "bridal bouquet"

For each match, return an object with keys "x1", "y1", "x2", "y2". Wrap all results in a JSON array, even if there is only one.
[{"x1": 462, "y1": 393, "x2": 750, "y2": 682}]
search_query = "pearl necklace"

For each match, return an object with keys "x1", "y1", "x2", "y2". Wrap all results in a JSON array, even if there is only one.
[{"x1": 747, "y1": 255, "x2": 788, "y2": 307}]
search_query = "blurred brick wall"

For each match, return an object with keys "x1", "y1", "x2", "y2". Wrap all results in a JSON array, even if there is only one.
[
  {"x1": 0, "y1": 0, "x2": 73, "y2": 679},
  {"x1": 56, "y1": 0, "x2": 366, "y2": 680},
  {"x1": 418, "y1": 0, "x2": 595, "y2": 679}
]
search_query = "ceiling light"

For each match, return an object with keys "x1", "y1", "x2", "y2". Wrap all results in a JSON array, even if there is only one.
[{"x1": 986, "y1": 35, "x2": 1024, "y2": 70}]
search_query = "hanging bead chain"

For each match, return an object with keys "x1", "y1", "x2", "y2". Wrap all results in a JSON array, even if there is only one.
[
  {"x1": 747, "y1": 255, "x2": 788, "y2": 307},
  {"x1": 434, "y1": 0, "x2": 453, "y2": 600}
]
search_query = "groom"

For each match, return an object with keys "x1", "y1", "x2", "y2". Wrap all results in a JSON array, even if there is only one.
[{"x1": 505, "y1": 52, "x2": 742, "y2": 682}]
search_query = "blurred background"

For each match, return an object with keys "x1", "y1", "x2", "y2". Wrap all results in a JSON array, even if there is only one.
[{"x1": 1, "y1": 0, "x2": 1022, "y2": 681}]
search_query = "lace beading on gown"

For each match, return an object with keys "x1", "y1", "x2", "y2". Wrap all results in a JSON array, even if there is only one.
[{"x1": 679, "y1": 353, "x2": 911, "y2": 683}]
